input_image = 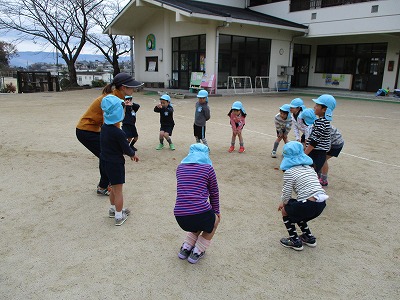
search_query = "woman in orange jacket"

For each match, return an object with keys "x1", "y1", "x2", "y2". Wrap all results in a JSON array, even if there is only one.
[{"x1": 76, "y1": 73, "x2": 142, "y2": 195}]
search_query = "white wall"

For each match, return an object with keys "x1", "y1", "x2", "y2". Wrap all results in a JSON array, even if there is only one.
[{"x1": 251, "y1": 0, "x2": 400, "y2": 37}]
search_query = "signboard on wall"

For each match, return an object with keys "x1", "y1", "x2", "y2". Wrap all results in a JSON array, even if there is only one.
[{"x1": 146, "y1": 34, "x2": 156, "y2": 51}]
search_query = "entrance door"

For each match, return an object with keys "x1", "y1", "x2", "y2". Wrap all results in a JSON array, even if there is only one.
[
  {"x1": 352, "y1": 43, "x2": 386, "y2": 92},
  {"x1": 172, "y1": 35, "x2": 206, "y2": 90},
  {"x1": 292, "y1": 44, "x2": 310, "y2": 88}
]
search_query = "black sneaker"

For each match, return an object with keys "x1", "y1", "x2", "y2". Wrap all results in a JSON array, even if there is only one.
[
  {"x1": 178, "y1": 246, "x2": 192, "y2": 260},
  {"x1": 300, "y1": 233, "x2": 317, "y2": 247},
  {"x1": 187, "y1": 249, "x2": 205, "y2": 264},
  {"x1": 280, "y1": 237, "x2": 304, "y2": 251}
]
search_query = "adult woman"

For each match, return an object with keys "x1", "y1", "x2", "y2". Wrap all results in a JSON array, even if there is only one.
[{"x1": 76, "y1": 73, "x2": 142, "y2": 195}]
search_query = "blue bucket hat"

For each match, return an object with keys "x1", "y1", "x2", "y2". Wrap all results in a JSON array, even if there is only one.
[
  {"x1": 313, "y1": 94, "x2": 336, "y2": 121},
  {"x1": 280, "y1": 141, "x2": 313, "y2": 171},
  {"x1": 231, "y1": 101, "x2": 246, "y2": 114},
  {"x1": 298, "y1": 108, "x2": 317, "y2": 126},
  {"x1": 160, "y1": 94, "x2": 171, "y2": 102},
  {"x1": 181, "y1": 143, "x2": 212, "y2": 166},
  {"x1": 289, "y1": 98, "x2": 306, "y2": 110},
  {"x1": 279, "y1": 104, "x2": 291, "y2": 121},
  {"x1": 197, "y1": 90, "x2": 209, "y2": 102},
  {"x1": 101, "y1": 95, "x2": 125, "y2": 125}
]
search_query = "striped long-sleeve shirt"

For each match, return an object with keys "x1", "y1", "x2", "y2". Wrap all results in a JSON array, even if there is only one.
[
  {"x1": 306, "y1": 117, "x2": 331, "y2": 151},
  {"x1": 331, "y1": 125, "x2": 344, "y2": 148},
  {"x1": 274, "y1": 113, "x2": 291, "y2": 133},
  {"x1": 174, "y1": 163, "x2": 220, "y2": 216},
  {"x1": 281, "y1": 165, "x2": 327, "y2": 204}
]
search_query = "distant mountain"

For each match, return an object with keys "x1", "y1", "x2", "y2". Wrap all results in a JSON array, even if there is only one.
[{"x1": 10, "y1": 51, "x2": 130, "y2": 67}]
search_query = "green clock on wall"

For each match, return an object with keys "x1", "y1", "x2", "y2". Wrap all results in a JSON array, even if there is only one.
[{"x1": 146, "y1": 34, "x2": 156, "y2": 51}]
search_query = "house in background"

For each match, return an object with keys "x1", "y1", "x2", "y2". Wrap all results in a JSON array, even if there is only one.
[{"x1": 105, "y1": 0, "x2": 400, "y2": 92}]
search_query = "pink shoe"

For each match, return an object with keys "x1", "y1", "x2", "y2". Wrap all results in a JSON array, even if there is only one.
[
  {"x1": 239, "y1": 146, "x2": 245, "y2": 153},
  {"x1": 228, "y1": 146, "x2": 235, "y2": 153}
]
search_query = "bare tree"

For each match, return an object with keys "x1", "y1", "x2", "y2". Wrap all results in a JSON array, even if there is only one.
[
  {"x1": 86, "y1": 0, "x2": 130, "y2": 76},
  {"x1": 0, "y1": 41, "x2": 17, "y2": 70},
  {"x1": 0, "y1": 0, "x2": 103, "y2": 86}
]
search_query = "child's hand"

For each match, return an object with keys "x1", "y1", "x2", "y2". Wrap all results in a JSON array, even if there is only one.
[
  {"x1": 278, "y1": 202, "x2": 285, "y2": 211},
  {"x1": 157, "y1": 104, "x2": 162, "y2": 108},
  {"x1": 131, "y1": 155, "x2": 139, "y2": 162}
]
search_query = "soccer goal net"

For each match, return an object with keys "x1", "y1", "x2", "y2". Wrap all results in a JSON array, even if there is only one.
[
  {"x1": 254, "y1": 76, "x2": 272, "y2": 93},
  {"x1": 227, "y1": 76, "x2": 253, "y2": 94}
]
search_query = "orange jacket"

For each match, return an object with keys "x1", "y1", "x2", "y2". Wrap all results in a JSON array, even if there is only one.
[{"x1": 76, "y1": 89, "x2": 124, "y2": 132}]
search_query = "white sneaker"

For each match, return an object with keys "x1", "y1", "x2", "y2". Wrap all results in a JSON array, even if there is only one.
[
  {"x1": 115, "y1": 212, "x2": 128, "y2": 226},
  {"x1": 271, "y1": 150, "x2": 277, "y2": 158}
]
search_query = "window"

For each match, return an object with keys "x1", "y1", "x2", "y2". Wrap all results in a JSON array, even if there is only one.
[
  {"x1": 146, "y1": 57, "x2": 158, "y2": 72},
  {"x1": 315, "y1": 43, "x2": 387, "y2": 74}
]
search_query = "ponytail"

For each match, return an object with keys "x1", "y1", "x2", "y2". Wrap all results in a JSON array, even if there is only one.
[{"x1": 102, "y1": 83, "x2": 114, "y2": 94}]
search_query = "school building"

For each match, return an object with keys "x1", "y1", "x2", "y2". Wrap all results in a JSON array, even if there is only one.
[{"x1": 105, "y1": 0, "x2": 400, "y2": 93}]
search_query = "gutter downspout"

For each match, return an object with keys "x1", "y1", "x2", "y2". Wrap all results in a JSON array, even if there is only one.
[
  {"x1": 130, "y1": 37, "x2": 134, "y2": 78},
  {"x1": 288, "y1": 29, "x2": 309, "y2": 84},
  {"x1": 215, "y1": 21, "x2": 230, "y2": 94}
]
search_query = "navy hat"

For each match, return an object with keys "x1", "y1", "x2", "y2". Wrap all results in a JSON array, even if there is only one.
[
  {"x1": 101, "y1": 95, "x2": 125, "y2": 125},
  {"x1": 280, "y1": 141, "x2": 313, "y2": 171},
  {"x1": 112, "y1": 73, "x2": 143, "y2": 88}
]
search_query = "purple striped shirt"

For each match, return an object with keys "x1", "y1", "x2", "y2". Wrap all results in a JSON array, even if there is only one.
[{"x1": 174, "y1": 163, "x2": 220, "y2": 216}]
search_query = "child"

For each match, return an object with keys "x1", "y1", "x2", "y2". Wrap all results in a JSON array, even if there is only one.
[
  {"x1": 122, "y1": 95, "x2": 140, "y2": 151},
  {"x1": 227, "y1": 101, "x2": 247, "y2": 153},
  {"x1": 319, "y1": 125, "x2": 344, "y2": 186},
  {"x1": 289, "y1": 98, "x2": 307, "y2": 144},
  {"x1": 271, "y1": 104, "x2": 292, "y2": 158},
  {"x1": 298, "y1": 108, "x2": 317, "y2": 142},
  {"x1": 100, "y1": 95, "x2": 139, "y2": 226},
  {"x1": 278, "y1": 141, "x2": 328, "y2": 251},
  {"x1": 174, "y1": 143, "x2": 220, "y2": 264},
  {"x1": 304, "y1": 94, "x2": 336, "y2": 174},
  {"x1": 154, "y1": 94, "x2": 175, "y2": 150},
  {"x1": 194, "y1": 90, "x2": 211, "y2": 148}
]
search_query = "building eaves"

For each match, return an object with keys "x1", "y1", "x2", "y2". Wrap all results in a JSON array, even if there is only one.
[{"x1": 154, "y1": 0, "x2": 307, "y2": 30}]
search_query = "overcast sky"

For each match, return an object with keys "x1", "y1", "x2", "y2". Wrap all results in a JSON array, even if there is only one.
[{"x1": 2, "y1": 0, "x2": 131, "y2": 54}]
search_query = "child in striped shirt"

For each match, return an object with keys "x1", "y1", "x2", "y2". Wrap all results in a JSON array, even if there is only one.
[
  {"x1": 304, "y1": 94, "x2": 336, "y2": 174},
  {"x1": 271, "y1": 104, "x2": 292, "y2": 158},
  {"x1": 174, "y1": 144, "x2": 220, "y2": 264},
  {"x1": 278, "y1": 141, "x2": 328, "y2": 251}
]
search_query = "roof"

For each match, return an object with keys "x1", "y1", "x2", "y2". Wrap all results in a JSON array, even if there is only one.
[{"x1": 105, "y1": 0, "x2": 308, "y2": 35}]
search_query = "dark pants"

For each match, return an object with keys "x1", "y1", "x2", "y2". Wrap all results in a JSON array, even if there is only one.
[{"x1": 76, "y1": 128, "x2": 109, "y2": 189}]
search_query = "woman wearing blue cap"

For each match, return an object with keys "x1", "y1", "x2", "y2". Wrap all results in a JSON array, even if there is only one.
[
  {"x1": 271, "y1": 104, "x2": 292, "y2": 158},
  {"x1": 174, "y1": 144, "x2": 220, "y2": 264},
  {"x1": 227, "y1": 101, "x2": 247, "y2": 153},
  {"x1": 100, "y1": 95, "x2": 139, "y2": 226},
  {"x1": 278, "y1": 141, "x2": 328, "y2": 250}
]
